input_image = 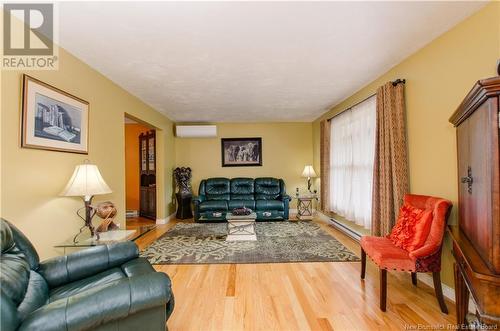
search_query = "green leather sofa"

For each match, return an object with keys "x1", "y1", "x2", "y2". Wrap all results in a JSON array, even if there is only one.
[
  {"x1": 0, "y1": 218, "x2": 174, "y2": 331},
  {"x1": 193, "y1": 177, "x2": 291, "y2": 222}
]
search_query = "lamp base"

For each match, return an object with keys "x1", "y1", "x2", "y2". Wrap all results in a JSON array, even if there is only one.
[{"x1": 73, "y1": 197, "x2": 99, "y2": 243}]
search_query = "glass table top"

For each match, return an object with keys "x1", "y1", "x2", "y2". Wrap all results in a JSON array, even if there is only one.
[{"x1": 55, "y1": 225, "x2": 156, "y2": 248}]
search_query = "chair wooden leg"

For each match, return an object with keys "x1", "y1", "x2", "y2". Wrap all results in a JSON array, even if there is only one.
[
  {"x1": 361, "y1": 248, "x2": 366, "y2": 279},
  {"x1": 432, "y1": 271, "x2": 448, "y2": 314},
  {"x1": 411, "y1": 272, "x2": 417, "y2": 286},
  {"x1": 380, "y1": 269, "x2": 387, "y2": 312}
]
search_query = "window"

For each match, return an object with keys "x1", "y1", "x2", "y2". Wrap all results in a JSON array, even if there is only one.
[{"x1": 329, "y1": 96, "x2": 376, "y2": 229}]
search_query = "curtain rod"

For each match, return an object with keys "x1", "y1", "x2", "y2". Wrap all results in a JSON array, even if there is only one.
[{"x1": 326, "y1": 78, "x2": 405, "y2": 122}]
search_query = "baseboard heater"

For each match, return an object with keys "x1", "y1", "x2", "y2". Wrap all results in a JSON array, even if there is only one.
[
  {"x1": 328, "y1": 218, "x2": 362, "y2": 242},
  {"x1": 126, "y1": 210, "x2": 138, "y2": 218}
]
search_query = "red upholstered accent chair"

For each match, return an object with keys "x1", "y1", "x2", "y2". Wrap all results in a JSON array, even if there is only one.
[{"x1": 360, "y1": 194, "x2": 452, "y2": 313}]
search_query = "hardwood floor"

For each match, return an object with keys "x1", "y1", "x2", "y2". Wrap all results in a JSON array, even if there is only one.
[{"x1": 133, "y1": 217, "x2": 456, "y2": 331}]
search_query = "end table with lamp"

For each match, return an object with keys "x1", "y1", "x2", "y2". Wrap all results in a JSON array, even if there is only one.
[
  {"x1": 61, "y1": 160, "x2": 113, "y2": 242},
  {"x1": 298, "y1": 165, "x2": 318, "y2": 220}
]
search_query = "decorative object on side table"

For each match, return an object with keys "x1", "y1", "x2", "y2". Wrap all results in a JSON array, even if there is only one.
[
  {"x1": 221, "y1": 137, "x2": 262, "y2": 167},
  {"x1": 301, "y1": 165, "x2": 317, "y2": 192},
  {"x1": 232, "y1": 206, "x2": 252, "y2": 216},
  {"x1": 21, "y1": 74, "x2": 89, "y2": 154},
  {"x1": 173, "y1": 167, "x2": 193, "y2": 219},
  {"x1": 95, "y1": 201, "x2": 119, "y2": 232},
  {"x1": 61, "y1": 160, "x2": 112, "y2": 242}
]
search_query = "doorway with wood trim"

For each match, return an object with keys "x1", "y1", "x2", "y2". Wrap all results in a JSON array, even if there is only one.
[{"x1": 124, "y1": 115, "x2": 156, "y2": 228}]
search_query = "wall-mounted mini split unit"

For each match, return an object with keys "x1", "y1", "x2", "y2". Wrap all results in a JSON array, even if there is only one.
[{"x1": 175, "y1": 125, "x2": 217, "y2": 138}]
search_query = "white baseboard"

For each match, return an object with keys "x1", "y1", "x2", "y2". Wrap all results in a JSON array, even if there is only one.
[
  {"x1": 156, "y1": 212, "x2": 176, "y2": 225},
  {"x1": 315, "y1": 210, "x2": 331, "y2": 224},
  {"x1": 289, "y1": 208, "x2": 318, "y2": 216},
  {"x1": 315, "y1": 211, "x2": 476, "y2": 312},
  {"x1": 417, "y1": 274, "x2": 476, "y2": 313}
]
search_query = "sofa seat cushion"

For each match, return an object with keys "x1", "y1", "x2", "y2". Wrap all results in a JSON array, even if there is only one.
[
  {"x1": 231, "y1": 194, "x2": 254, "y2": 200},
  {"x1": 256, "y1": 200, "x2": 284, "y2": 211},
  {"x1": 256, "y1": 193, "x2": 280, "y2": 200},
  {"x1": 228, "y1": 200, "x2": 256, "y2": 210},
  {"x1": 199, "y1": 200, "x2": 228, "y2": 212},
  {"x1": 360, "y1": 236, "x2": 416, "y2": 272},
  {"x1": 206, "y1": 194, "x2": 230, "y2": 201},
  {"x1": 49, "y1": 268, "x2": 125, "y2": 302}
]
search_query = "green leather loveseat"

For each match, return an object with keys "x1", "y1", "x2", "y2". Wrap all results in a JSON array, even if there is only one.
[
  {"x1": 193, "y1": 177, "x2": 291, "y2": 222},
  {"x1": 0, "y1": 218, "x2": 174, "y2": 331}
]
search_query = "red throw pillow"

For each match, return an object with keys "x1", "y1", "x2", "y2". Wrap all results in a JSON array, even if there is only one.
[{"x1": 389, "y1": 204, "x2": 433, "y2": 252}]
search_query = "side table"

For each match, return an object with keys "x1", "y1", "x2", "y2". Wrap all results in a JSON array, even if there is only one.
[
  {"x1": 55, "y1": 225, "x2": 156, "y2": 254},
  {"x1": 226, "y1": 212, "x2": 257, "y2": 241},
  {"x1": 296, "y1": 195, "x2": 317, "y2": 220}
]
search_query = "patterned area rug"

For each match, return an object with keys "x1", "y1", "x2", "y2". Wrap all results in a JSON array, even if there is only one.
[{"x1": 140, "y1": 221, "x2": 360, "y2": 264}]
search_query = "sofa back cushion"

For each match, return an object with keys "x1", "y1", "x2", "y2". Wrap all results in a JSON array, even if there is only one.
[
  {"x1": 255, "y1": 178, "x2": 283, "y2": 200},
  {"x1": 230, "y1": 178, "x2": 255, "y2": 200},
  {"x1": 204, "y1": 178, "x2": 230, "y2": 200}
]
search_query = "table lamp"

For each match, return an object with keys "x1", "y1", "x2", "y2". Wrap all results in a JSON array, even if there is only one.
[
  {"x1": 301, "y1": 165, "x2": 317, "y2": 192},
  {"x1": 61, "y1": 160, "x2": 112, "y2": 242}
]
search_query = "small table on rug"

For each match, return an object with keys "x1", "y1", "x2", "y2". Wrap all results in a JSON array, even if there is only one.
[
  {"x1": 226, "y1": 212, "x2": 257, "y2": 241},
  {"x1": 296, "y1": 195, "x2": 317, "y2": 220},
  {"x1": 55, "y1": 225, "x2": 156, "y2": 254}
]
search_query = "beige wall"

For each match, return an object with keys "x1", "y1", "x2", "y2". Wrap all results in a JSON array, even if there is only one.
[
  {"x1": 175, "y1": 122, "x2": 313, "y2": 208},
  {"x1": 1, "y1": 48, "x2": 176, "y2": 260},
  {"x1": 312, "y1": 3, "x2": 500, "y2": 287}
]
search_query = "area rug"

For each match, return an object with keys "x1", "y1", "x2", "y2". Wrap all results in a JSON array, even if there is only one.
[{"x1": 140, "y1": 221, "x2": 360, "y2": 264}]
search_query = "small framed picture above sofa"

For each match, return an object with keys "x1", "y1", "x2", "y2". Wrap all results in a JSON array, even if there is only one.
[{"x1": 221, "y1": 137, "x2": 262, "y2": 167}]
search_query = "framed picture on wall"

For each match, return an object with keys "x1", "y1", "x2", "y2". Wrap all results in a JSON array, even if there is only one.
[
  {"x1": 221, "y1": 137, "x2": 262, "y2": 167},
  {"x1": 21, "y1": 74, "x2": 89, "y2": 154}
]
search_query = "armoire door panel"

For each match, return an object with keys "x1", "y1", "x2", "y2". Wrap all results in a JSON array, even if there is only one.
[
  {"x1": 488, "y1": 97, "x2": 500, "y2": 273},
  {"x1": 467, "y1": 100, "x2": 495, "y2": 269}
]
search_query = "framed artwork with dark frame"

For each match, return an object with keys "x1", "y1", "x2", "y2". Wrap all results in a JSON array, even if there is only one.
[
  {"x1": 21, "y1": 74, "x2": 89, "y2": 154},
  {"x1": 221, "y1": 137, "x2": 262, "y2": 167}
]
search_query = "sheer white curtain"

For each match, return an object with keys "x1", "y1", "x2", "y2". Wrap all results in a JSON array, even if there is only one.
[{"x1": 329, "y1": 96, "x2": 376, "y2": 229}]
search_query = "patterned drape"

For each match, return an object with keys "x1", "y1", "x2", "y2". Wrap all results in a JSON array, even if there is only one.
[
  {"x1": 371, "y1": 82, "x2": 409, "y2": 236},
  {"x1": 320, "y1": 119, "x2": 331, "y2": 213}
]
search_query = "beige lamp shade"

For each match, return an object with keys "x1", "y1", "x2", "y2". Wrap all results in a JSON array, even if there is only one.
[
  {"x1": 61, "y1": 162, "x2": 112, "y2": 200},
  {"x1": 301, "y1": 165, "x2": 317, "y2": 178}
]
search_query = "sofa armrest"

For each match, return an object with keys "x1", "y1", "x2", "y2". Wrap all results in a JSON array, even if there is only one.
[
  {"x1": 280, "y1": 194, "x2": 292, "y2": 202},
  {"x1": 19, "y1": 272, "x2": 172, "y2": 331},
  {"x1": 193, "y1": 195, "x2": 206, "y2": 204},
  {"x1": 38, "y1": 241, "x2": 139, "y2": 288}
]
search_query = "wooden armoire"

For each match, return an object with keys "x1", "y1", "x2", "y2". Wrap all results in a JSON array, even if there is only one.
[
  {"x1": 139, "y1": 130, "x2": 156, "y2": 220},
  {"x1": 449, "y1": 76, "x2": 500, "y2": 327}
]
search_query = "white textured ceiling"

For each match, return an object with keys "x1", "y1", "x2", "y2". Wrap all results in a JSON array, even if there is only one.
[{"x1": 59, "y1": 1, "x2": 485, "y2": 122}]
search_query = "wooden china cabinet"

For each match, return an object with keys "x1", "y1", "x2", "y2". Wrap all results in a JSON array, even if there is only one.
[
  {"x1": 139, "y1": 130, "x2": 156, "y2": 220},
  {"x1": 448, "y1": 76, "x2": 500, "y2": 328}
]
